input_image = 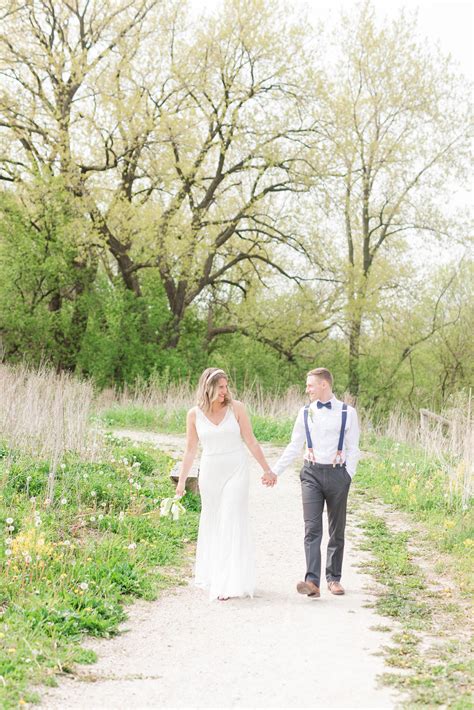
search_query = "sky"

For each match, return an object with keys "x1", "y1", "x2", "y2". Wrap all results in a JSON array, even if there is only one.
[{"x1": 189, "y1": 0, "x2": 473, "y2": 80}]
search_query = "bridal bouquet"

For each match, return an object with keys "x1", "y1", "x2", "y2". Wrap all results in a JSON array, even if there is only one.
[{"x1": 160, "y1": 496, "x2": 186, "y2": 521}]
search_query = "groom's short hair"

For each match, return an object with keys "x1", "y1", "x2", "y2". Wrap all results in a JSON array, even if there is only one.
[{"x1": 307, "y1": 367, "x2": 333, "y2": 387}]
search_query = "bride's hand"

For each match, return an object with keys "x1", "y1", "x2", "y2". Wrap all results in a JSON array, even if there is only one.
[
  {"x1": 175, "y1": 482, "x2": 186, "y2": 498},
  {"x1": 261, "y1": 470, "x2": 277, "y2": 487}
]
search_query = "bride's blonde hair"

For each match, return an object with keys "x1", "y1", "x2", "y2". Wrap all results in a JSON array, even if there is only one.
[{"x1": 196, "y1": 367, "x2": 233, "y2": 412}]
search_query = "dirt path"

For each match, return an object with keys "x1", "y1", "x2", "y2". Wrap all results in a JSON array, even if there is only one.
[{"x1": 41, "y1": 431, "x2": 399, "y2": 709}]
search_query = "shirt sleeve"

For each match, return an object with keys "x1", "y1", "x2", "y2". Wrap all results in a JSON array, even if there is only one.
[
  {"x1": 344, "y1": 407, "x2": 360, "y2": 478},
  {"x1": 273, "y1": 407, "x2": 306, "y2": 476}
]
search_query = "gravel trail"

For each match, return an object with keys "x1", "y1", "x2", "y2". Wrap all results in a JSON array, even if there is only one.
[{"x1": 41, "y1": 430, "x2": 398, "y2": 709}]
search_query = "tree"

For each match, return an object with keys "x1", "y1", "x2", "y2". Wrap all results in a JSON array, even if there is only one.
[
  {"x1": 309, "y1": 1, "x2": 471, "y2": 396},
  {"x1": 0, "y1": 0, "x2": 322, "y2": 354}
]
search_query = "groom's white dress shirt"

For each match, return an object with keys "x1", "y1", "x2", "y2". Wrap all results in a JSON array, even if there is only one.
[{"x1": 273, "y1": 397, "x2": 360, "y2": 478}]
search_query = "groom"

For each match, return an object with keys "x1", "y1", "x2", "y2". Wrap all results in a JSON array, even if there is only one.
[{"x1": 269, "y1": 367, "x2": 360, "y2": 597}]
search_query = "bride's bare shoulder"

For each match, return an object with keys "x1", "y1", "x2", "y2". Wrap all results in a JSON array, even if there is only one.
[{"x1": 231, "y1": 399, "x2": 245, "y2": 413}]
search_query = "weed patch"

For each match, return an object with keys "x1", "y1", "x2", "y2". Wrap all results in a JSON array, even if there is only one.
[
  {"x1": 356, "y1": 508, "x2": 473, "y2": 707},
  {"x1": 0, "y1": 439, "x2": 199, "y2": 708}
]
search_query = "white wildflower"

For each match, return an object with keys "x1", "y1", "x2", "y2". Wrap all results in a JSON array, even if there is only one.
[
  {"x1": 118, "y1": 511, "x2": 125, "y2": 521},
  {"x1": 5, "y1": 518, "x2": 13, "y2": 525},
  {"x1": 127, "y1": 542, "x2": 137, "y2": 550},
  {"x1": 79, "y1": 582, "x2": 89, "y2": 591},
  {"x1": 61, "y1": 498, "x2": 67, "y2": 505}
]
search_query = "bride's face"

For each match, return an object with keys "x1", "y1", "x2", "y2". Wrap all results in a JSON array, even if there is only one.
[{"x1": 215, "y1": 377, "x2": 228, "y2": 403}]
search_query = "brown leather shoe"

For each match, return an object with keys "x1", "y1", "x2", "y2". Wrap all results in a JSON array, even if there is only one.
[
  {"x1": 327, "y1": 580, "x2": 345, "y2": 595},
  {"x1": 296, "y1": 580, "x2": 320, "y2": 597}
]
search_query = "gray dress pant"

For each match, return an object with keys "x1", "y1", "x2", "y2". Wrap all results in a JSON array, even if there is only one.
[{"x1": 300, "y1": 461, "x2": 351, "y2": 587}]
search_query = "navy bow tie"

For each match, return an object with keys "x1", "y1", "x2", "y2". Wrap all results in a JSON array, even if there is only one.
[{"x1": 317, "y1": 401, "x2": 332, "y2": 409}]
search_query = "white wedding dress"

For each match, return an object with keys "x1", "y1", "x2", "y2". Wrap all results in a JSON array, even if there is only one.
[{"x1": 194, "y1": 405, "x2": 255, "y2": 600}]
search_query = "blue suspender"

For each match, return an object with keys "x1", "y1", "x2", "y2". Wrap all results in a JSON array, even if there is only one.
[
  {"x1": 337, "y1": 403, "x2": 348, "y2": 452},
  {"x1": 303, "y1": 404, "x2": 313, "y2": 449},
  {"x1": 304, "y1": 402, "x2": 348, "y2": 463}
]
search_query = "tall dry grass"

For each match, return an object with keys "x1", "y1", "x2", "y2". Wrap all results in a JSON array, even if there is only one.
[{"x1": 0, "y1": 363, "x2": 103, "y2": 462}]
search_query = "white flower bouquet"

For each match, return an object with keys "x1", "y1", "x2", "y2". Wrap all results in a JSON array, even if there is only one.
[{"x1": 160, "y1": 496, "x2": 186, "y2": 521}]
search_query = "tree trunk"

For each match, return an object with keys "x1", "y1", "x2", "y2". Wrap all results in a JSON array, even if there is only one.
[{"x1": 348, "y1": 312, "x2": 362, "y2": 397}]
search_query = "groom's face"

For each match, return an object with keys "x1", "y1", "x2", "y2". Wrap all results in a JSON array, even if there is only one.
[{"x1": 306, "y1": 375, "x2": 326, "y2": 402}]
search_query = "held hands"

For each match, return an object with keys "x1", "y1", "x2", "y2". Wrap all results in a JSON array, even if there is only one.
[{"x1": 261, "y1": 470, "x2": 277, "y2": 487}]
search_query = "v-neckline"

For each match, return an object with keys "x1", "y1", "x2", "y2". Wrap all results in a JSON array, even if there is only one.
[{"x1": 200, "y1": 406, "x2": 229, "y2": 427}]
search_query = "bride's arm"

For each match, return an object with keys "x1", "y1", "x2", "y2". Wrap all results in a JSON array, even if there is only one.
[
  {"x1": 234, "y1": 401, "x2": 277, "y2": 485},
  {"x1": 176, "y1": 409, "x2": 199, "y2": 497}
]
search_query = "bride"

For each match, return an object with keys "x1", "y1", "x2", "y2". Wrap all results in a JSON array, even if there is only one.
[{"x1": 175, "y1": 367, "x2": 277, "y2": 601}]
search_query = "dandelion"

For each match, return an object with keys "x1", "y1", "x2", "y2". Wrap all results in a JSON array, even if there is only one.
[
  {"x1": 91, "y1": 491, "x2": 97, "y2": 497},
  {"x1": 107, "y1": 483, "x2": 112, "y2": 489},
  {"x1": 5, "y1": 549, "x2": 12, "y2": 556},
  {"x1": 5, "y1": 518, "x2": 13, "y2": 525},
  {"x1": 5, "y1": 537, "x2": 12, "y2": 545},
  {"x1": 60, "y1": 464, "x2": 66, "y2": 470},
  {"x1": 79, "y1": 582, "x2": 89, "y2": 591},
  {"x1": 118, "y1": 511, "x2": 125, "y2": 521},
  {"x1": 63, "y1": 540, "x2": 71, "y2": 546},
  {"x1": 132, "y1": 462, "x2": 141, "y2": 469},
  {"x1": 127, "y1": 542, "x2": 137, "y2": 550},
  {"x1": 90, "y1": 516, "x2": 96, "y2": 522},
  {"x1": 61, "y1": 498, "x2": 67, "y2": 505},
  {"x1": 7, "y1": 525, "x2": 14, "y2": 532},
  {"x1": 98, "y1": 514, "x2": 104, "y2": 521}
]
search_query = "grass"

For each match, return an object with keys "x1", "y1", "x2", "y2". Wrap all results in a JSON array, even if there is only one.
[
  {"x1": 355, "y1": 511, "x2": 473, "y2": 707},
  {"x1": 101, "y1": 404, "x2": 294, "y2": 445},
  {"x1": 0, "y1": 435, "x2": 200, "y2": 708},
  {"x1": 357, "y1": 433, "x2": 473, "y2": 595}
]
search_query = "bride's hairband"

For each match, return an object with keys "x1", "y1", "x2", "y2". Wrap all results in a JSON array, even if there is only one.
[{"x1": 206, "y1": 369, "x2": 227, "y2": 386}]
